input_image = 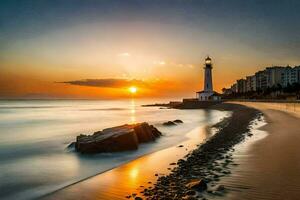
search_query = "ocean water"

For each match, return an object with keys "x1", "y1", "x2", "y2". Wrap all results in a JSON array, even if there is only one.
[{"x1": 0, "y1": 100, "x2": 229, "y2": 200}]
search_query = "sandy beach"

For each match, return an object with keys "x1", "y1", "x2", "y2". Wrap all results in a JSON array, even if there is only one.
[
  {"x1": 41, "y1": 102, "x2": 300, "y2": 200},
  {"x1": 219, "y1": 102, "x2": 300, "y2": 200},
  {"x1": 41, "y1": 103, "x2": 260, "y2": 200}
]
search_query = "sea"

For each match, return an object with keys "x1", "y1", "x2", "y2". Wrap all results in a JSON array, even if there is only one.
[{"x1": 0, "y1": 99, "x2": 229, "y2": 200}]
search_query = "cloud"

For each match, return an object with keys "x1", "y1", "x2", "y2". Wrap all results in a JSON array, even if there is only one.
[
  {"x1": 118, "y1": 52, "x2": 131, "y2": 57},
  {"x1": 153, "y1": 60, "x2": 166, "y2": 65},
  {"x1": 60, "y1": 78, "x2": 146, "y2": 88}
]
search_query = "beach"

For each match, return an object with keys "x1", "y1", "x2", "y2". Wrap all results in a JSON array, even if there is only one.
[
  {"x1": 219, "y1": 102, "x2": 300, "y2": 200},
  {"x1": 41, "y1": 101, "x2": 300, "y2": 200},
  {"x1": 3, "y1": 100, "x2": 300, "y2": 199},
  {"x1": 42, "y1": 103, "x2": 261, "y2": 200}
]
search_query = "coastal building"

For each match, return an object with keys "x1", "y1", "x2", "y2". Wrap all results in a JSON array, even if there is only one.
[
  {"x1": 196, "y1": 56, "x2": 221, "y2": 101},
  {"x1": 224, "y1": 64, "x2": 300, "y2": 97},
  {"x1": 237, "y1": 79, "x2": 247, "y2": 93},
  {"x1": 250, "y1": 75, "x2": 257, "y2": 91},
  {"x1": 282, "y1": 66, "x2": 298, "y2": 87},
  {"x1": 255, "y1": 70, "x2": 268, "y2": 91},
  {"x1": 230, "y1": 83, "x2": 237, "y2": 93},
  {"x1": 246, "y1": 75, "x2": 256, "y2": 92},
  {"x1": 246, "y1": 76, "x2": 252, "y2": 92},
  {"x1": 296, "y1": 66, "x2": 300, "y2": 83},
  {"x1": 222, "y1": 88, "x2": 233, "y2": 95},
  {"x1": 266, "y1": 66, "x2": 285, "y2": 88}
]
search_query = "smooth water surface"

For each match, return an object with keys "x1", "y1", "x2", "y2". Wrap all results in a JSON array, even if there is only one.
[{"x1": 0, "y1": 100, "x2": 229, "y2": 200}]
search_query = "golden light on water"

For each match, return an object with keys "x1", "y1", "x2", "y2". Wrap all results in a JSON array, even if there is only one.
[
  {"x1": 130, "y1": 99, "x2": 136, "y2": 123},
  {"x1": 129, "y1": 167, "x2": 139, "y2": 179},
  {"x1": 129, "y1": 86, "x2": 137, "y2": 94}
]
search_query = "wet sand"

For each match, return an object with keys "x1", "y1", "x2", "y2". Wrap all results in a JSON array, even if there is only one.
[{"x1": 219, "y1": 102, "x2": 300, "y2": 200}]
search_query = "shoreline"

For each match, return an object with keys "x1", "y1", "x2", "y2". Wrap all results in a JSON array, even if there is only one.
[
  {"x1": 137, "y1": 103, "x2": 260, "y2": 199},
  {"x1": 41, "y1": 125, "x2": 214, "y2": 200},
  {"x1": 41, "y1": 103, "x2": 259, "y2": 200}
]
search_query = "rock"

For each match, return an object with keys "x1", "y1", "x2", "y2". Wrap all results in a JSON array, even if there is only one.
[
  {"x1": 216, "y1": 185, "x2": 225, "y2": 191},
  {"x1": 67, "y1": 142, "x2": 76, "y2": 148},
  {"x1": 135, "y1": 197, "x2": 143, "y2": 200},
  {"x1": 170, "y1": 162, "x2": 176, "y2": 165},
  {"x1": 186, "y1": 179, "x2": 207, "y2": 191},
  {"x1": 163, "y1": 121, "x2": 177, "y2": 126},
  {"x1": 178, "y1": 145, "x2": 184, "y2": 148},
  {"x1": 186, "y1": 190, "x2": 196, "y2": 196},
  {"x1": 75, "y1": 122, "x2": 161, "y2": 154},
  {"x1": 134, "y1": 123, "x2": 161, "y2": 142},
  {"x1": 173, "y1": 119, "x2": 183, "y2": 123}
]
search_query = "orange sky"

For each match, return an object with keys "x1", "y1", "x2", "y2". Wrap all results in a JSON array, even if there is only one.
[
  {"x1": 0, "y1": 55, "x2": 258, "y2": 99},
  {"x1": 0, "y1": 52, "x2": 294, "y2": 99},
  {"x1": 1, "y1": 1, "x2": 300, "y2": 99}
]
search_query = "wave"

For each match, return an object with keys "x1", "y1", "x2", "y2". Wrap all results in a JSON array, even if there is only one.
[
  {"x1": 80, "y1": 108, "x2": 128, "y2": 111},
  {"x1": 0, "y1": 106, "x2": 69, "y2": 109}
]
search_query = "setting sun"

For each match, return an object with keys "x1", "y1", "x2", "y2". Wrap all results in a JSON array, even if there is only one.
[{"x1": 129, "y1": 86, "x2": 138, "y2": 94}]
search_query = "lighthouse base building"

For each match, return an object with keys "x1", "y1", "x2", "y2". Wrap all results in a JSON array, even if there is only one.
[{"x1": 197, "y1": 91, "x2": 220, "y2": 101}]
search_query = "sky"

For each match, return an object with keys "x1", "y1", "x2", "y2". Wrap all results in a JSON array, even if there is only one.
[{"x1": 1, "y1": 0, "x2": 300, "y2": 99}]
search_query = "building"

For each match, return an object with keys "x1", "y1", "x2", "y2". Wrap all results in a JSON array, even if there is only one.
[
  {"x1": 222, "y1": 88, "x2": 233, "y2": 95},
  {"x1": 230, "y1": 83, "x2": 237, "y2": 93},
  {"x1": 255, "y1": 70, "x2": 268, "y2": 91},
  {"x1": 246, "y1": 76, "x2": 252, "y2": 92},
  {"x1": 226, "y1": 64, "x2": 300, "y2": 97},
  {"x1": 250, "y1": 75, "x2": 257, "y2": 91},
  {"x1": 237, "y1": 79, "x2": 247, "y2": 93},
  {"x1": 296, "y1": 66, "x2": 300, "y2": 83},
  {"x1": 246, "y1": 76, "x2": 256, "y2": 92},
  {"x1": 196, "y1": 56, "x2": 221, "y2": 101},
  {"x1": 265, "y1": 66, "x2": 285, "y2": 88},
  {"x1": 282, "y1": 66, "x2": 298, "y2": 87}
]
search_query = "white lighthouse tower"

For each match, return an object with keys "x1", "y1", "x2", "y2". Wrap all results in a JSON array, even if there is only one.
[
  {"x1": 197, "y1": 56, "x2": 220, "y2": 101},
  {"x1": 204, "y1": 56, "x2": 213, "y2": 92}
]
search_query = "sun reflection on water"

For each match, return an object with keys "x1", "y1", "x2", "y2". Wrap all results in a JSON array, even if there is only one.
[
  {"x1": 129, "y1": 167, "x2": 139, "y2": 179},
  {"x1": 130, "y1": 99, "x2": 136, "y2": 123}
]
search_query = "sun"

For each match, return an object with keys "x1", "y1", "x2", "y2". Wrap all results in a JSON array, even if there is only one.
[{"x1": 129, "y1": 86, "x2": 138, "y2": 94}]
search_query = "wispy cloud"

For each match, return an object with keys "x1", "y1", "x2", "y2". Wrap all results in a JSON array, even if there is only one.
[
  {"x1": 153, "y1": 60, "x2": 166, "y2": 65},
  {"x1": 118, "y1": 52, "x2": 131, "y2": 57},
  {"x1": 153, "y1": 60, "x2": 195, "y2": 68},
  {"x1": 60, "y1": 78, "x2": 146, "y2": 88}
]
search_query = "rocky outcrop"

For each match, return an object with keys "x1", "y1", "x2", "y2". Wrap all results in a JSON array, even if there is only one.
[
  {"x1": 162, "y1": 119, "x2": 184, "y2": 126},
  {"x1": 173, "y1": 119, "x2": 183, "y2": 123},
  {"x1": 74, "y1": 122, "x2": 161, "y2": 154},
  {"x1": 163, "y1": 121, "x2": 177, "y2": 126}
]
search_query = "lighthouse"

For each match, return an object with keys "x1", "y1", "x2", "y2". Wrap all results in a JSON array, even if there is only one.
[
  {"x1": 204, "y1": 56, "x2": 213, "y2": 92},
  {"x1": 196, "y1": 56, "x2": 221, "y2": 101}
]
